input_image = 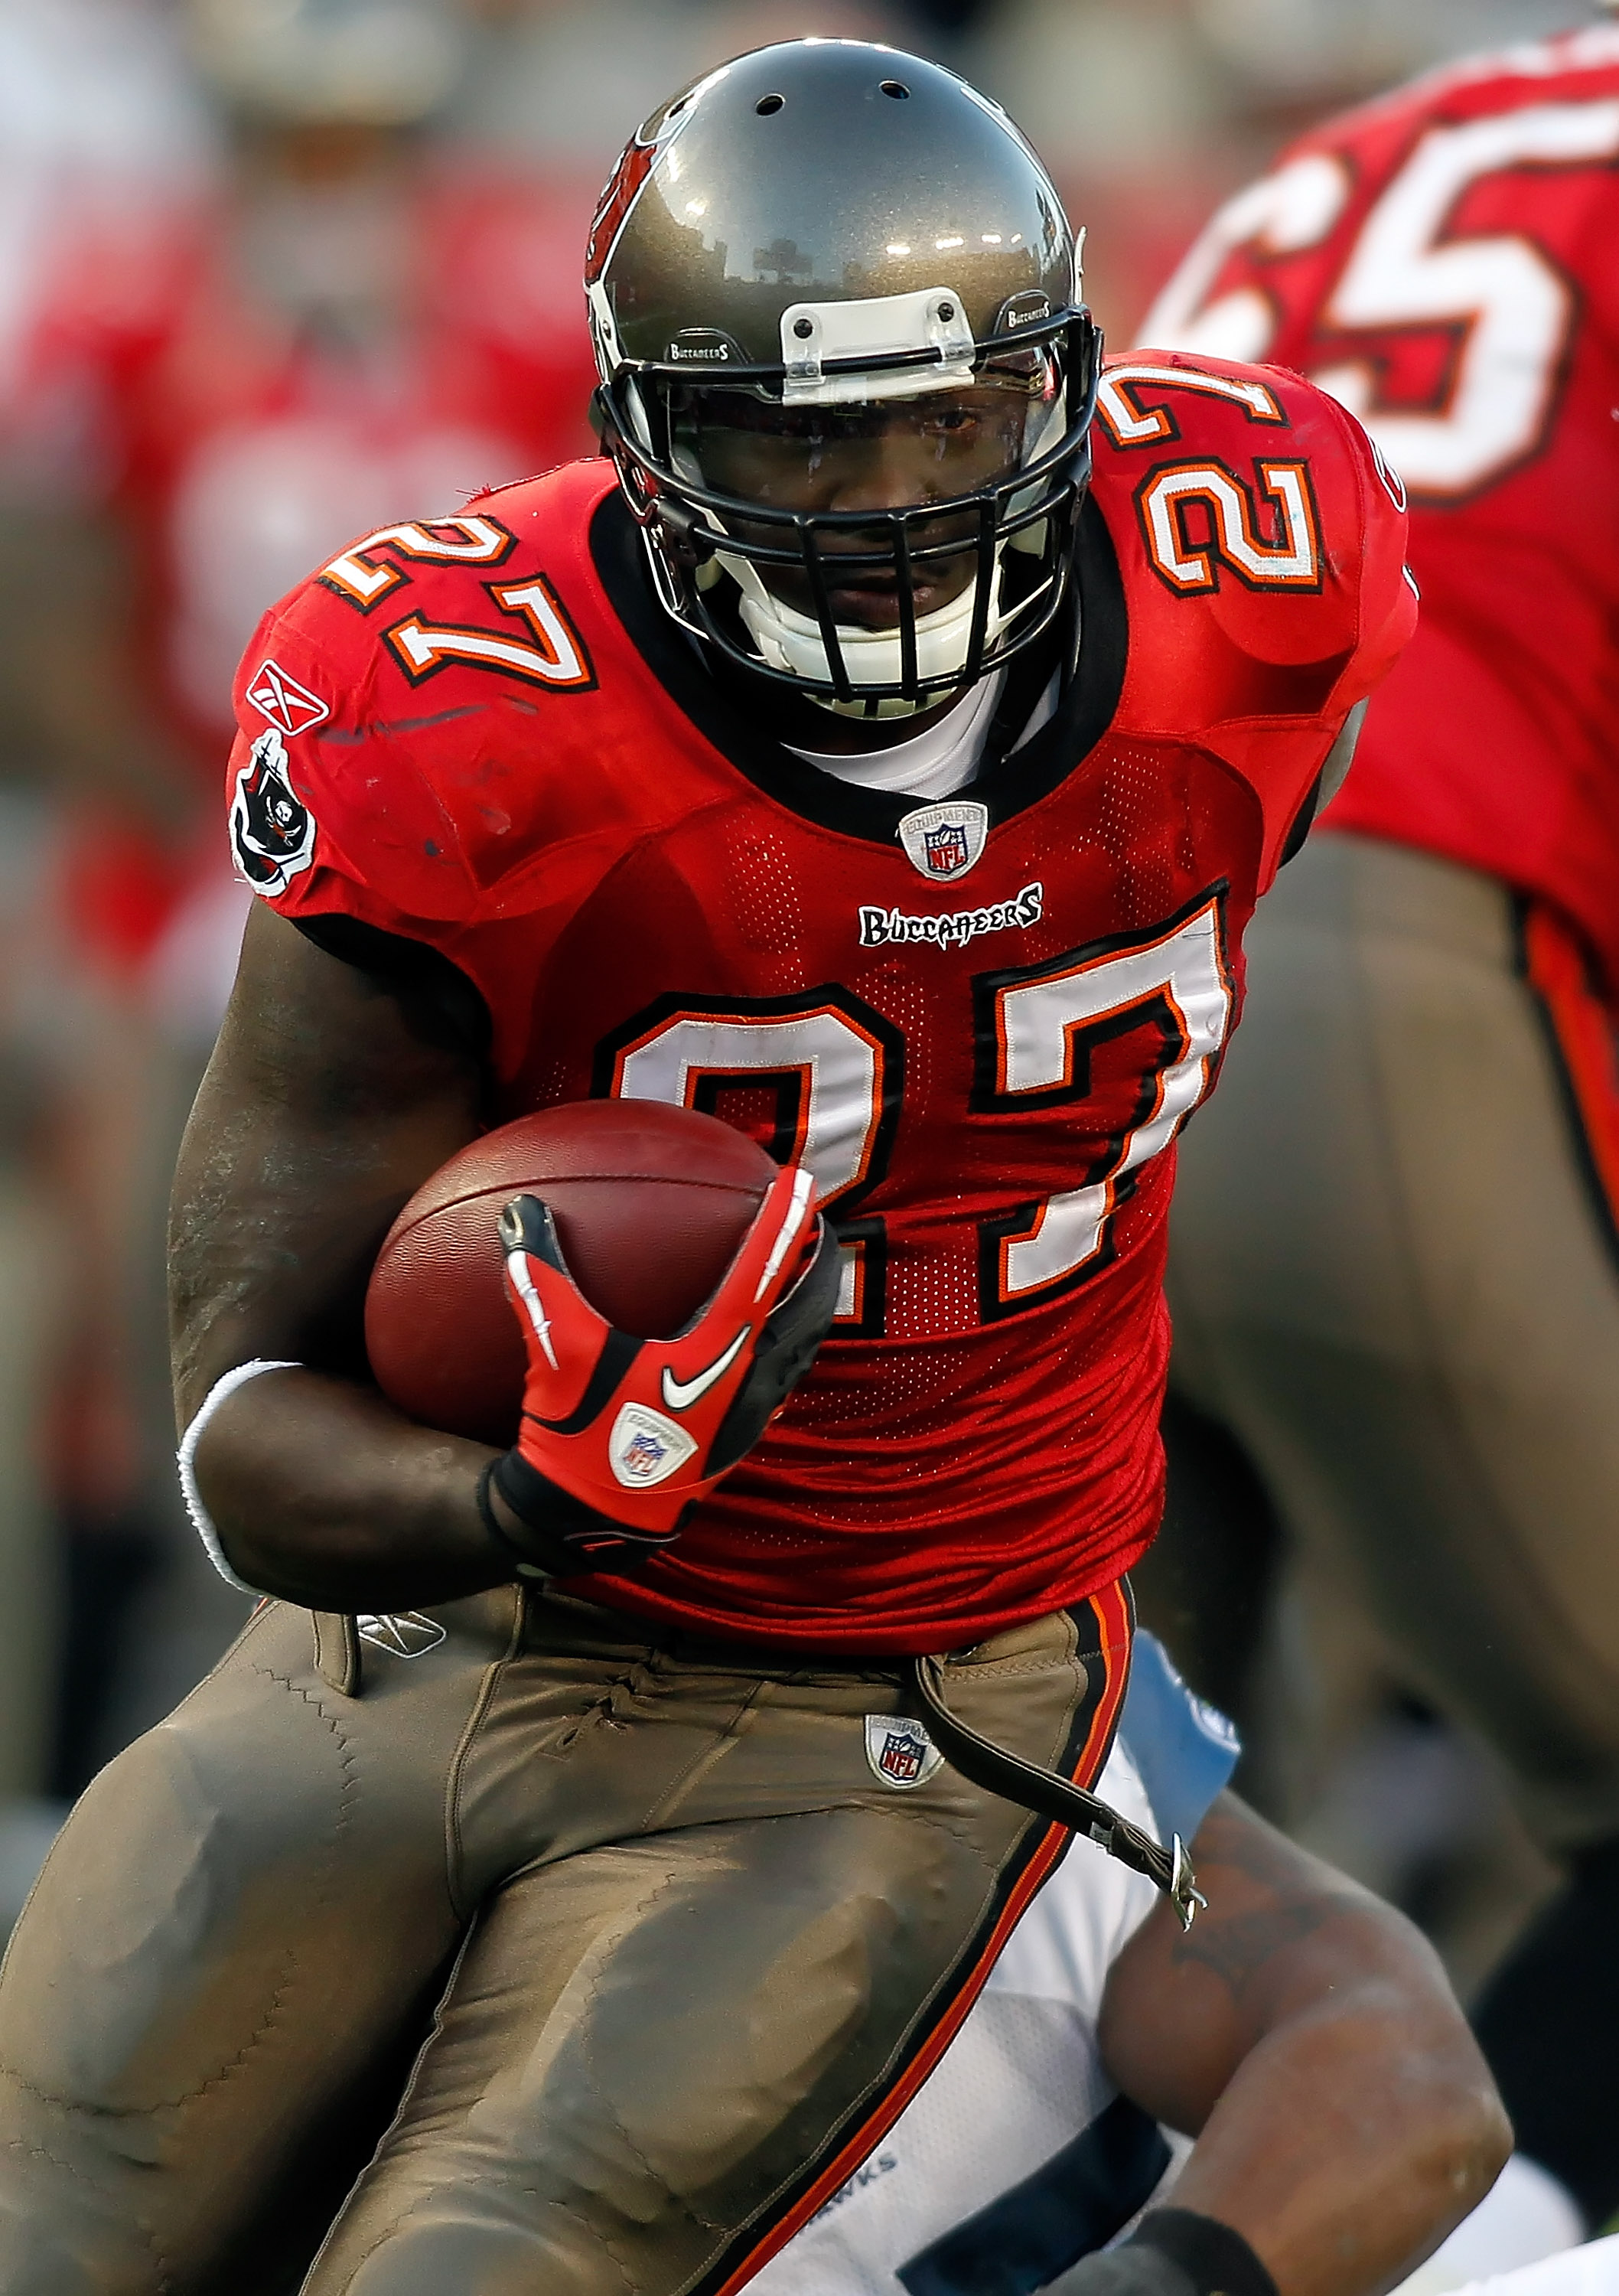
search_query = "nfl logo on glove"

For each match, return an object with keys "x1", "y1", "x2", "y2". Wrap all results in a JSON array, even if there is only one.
[
  {"x1": 624, "y1": 1430, "x2": 666, "y2": 1479},
  {"x1": 608, "y1": 1402, "x2": 697, "y2": 1489}
]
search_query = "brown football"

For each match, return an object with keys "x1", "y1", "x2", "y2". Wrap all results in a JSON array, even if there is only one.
[{"x1": 364, "y1": 1101, "x2": 780, "y2": 1446}]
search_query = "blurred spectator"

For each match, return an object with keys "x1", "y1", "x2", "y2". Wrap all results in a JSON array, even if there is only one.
[
  {"x1": 449, "y1": 0, "x2": 913, "y2": 176},
  {"x1": 0, "y1": 0, "x2": 602, "y2": 1816},
  {"x1": 0, "y1": 0, "x2": 219, "y2": 1887}
]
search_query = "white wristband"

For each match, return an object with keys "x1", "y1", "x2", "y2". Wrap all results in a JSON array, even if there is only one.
[{"x1": 178, "y1": 1358, "x2": 301, "y2": 1596}]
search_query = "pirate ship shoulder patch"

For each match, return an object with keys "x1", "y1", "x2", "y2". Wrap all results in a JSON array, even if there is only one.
[{"x1": 231, "y1": 728, "x2": 317, "y2": 896}]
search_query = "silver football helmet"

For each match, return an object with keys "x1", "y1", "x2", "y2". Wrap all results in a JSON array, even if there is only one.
[{"x1": 588, "y1": 41, "x2": 1100, "y2": 715}]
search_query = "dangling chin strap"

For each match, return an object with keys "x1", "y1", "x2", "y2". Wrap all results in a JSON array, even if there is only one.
[{"x1": 909, "y1": 1652, "x2": 1207, "y2": 1931}]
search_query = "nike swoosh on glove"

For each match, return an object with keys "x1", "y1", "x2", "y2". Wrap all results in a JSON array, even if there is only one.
[{"x1": 488, "y1": 1160, "x2": 841, "y2": 1578}]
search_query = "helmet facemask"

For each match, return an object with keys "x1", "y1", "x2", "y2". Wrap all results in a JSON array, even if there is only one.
[{"x1": 599, "y1": 309, "x2": 1101, "y2": 718}]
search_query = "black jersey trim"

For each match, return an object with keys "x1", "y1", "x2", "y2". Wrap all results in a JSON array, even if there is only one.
[
  {"x1": 588, "y1": 488, "x2": 1129, "y2": 851},
  {"x1": 896, "y1": 2095, "x2": 1171, "y2": 2295},
  {"x1": 1278, "y1": 768, "x2": 1324, "y2": 868}
]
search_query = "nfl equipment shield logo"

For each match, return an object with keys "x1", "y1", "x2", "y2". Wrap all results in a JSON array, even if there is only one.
[
  {"x1": 625, "y1": 1430, "x2": 666, "y2": 1477},
  {"x1": 865, "y1": 1714, "x2": 945, "y2": 1790},
  {"x1": 608, "y1": 1401, "x2": 697, "y2": 1489},
  {"x1": 897, "y1": 800, "x2": 989, "y2": 882}
]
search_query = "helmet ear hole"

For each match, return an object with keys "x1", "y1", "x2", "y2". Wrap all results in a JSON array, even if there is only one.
[
  {"x1": 755, "y1": 93, "x2": 784, "y2": 115},
  {"x1": 880, "y1": 80, "x2": 910, "y2": 99}
]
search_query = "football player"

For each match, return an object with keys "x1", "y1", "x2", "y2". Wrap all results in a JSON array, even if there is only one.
[
  {"x1": 0, "y1": 40, "x2": 1413, "y2": 2294},
  {"x1": 1135, "y1": 10, "x2": 1619, "y2": 2233}
]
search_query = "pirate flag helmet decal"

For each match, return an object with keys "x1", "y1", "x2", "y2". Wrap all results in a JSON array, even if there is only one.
[{"x1": 231, "y1": 727, "x2": 317, "y2": 895}]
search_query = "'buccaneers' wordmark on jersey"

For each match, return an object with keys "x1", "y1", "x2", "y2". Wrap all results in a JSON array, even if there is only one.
[
  {"x1": 1141, "y1": 26, "x2": 1619, "y2": 996},
  {"x1": 227, "y1": 354, "x2": 1414, "y2": 1651}
]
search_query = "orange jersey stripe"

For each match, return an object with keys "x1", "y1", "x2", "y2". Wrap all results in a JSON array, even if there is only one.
[{"x1": 1520, "y1": 900, "x2": 1619, "y2": 1254}]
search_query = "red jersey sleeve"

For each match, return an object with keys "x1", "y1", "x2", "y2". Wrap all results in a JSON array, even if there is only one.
[
  {"x1": 1093, "y1": 350, "x2": 1417, "y2": 886},
  {"x1": 220, "y1": 464, "x2": 722, "y2": 1082},
  {"x1": 228, "y1": 585, "x2": 485, "y2": 940}
]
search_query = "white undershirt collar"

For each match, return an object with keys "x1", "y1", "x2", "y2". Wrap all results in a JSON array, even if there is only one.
[
  {"x1": 785, "y1": 663, "x2": 1063, "y2": 804},
  {"x1": 785, "y1": 673, "x2": 1005, "y2": 802}
]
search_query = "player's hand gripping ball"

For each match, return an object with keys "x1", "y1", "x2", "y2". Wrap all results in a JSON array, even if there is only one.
[{"x1": 365, "y1": 1101, "x2": 842, "y2": 1576}]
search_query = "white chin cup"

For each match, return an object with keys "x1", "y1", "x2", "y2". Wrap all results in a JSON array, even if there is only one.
[{"x1": 725, "y1": 550, "x2": 1005, "y2": 706}]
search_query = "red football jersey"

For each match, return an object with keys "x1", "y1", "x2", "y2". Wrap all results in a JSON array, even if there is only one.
[
  {"x1": 1139, "y1": 28, "x2": 1619, "y2": 994},
  {"x1": 227, "y1": 354, "x2": 1412, "y2": 1652}
]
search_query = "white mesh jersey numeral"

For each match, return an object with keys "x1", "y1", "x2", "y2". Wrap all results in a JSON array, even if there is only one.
[
  {"x1": 982, "y1": 901, "x2": 1233, "y2": 1306},
  {"x1": 319, "y1": 516, "x2": 515, "y2": 607},
  {"x1": 1314, "y1": 103, "x2": 1619, "y2": 494},
  {"x1": 1138, "y1": 461, "x2": 1321, "y2": 592},
  {"x1": 1140, "y1": 98, "x2": 1619, "y2": 499},
  {"x1": 615, "y1": 1013, "x2": 880, "y2": 1199},
  {"x1": 611, "y1": 1006, "x2": 893, "y2": 1325},
  {"x1": 1141, "y1": 155, "x2": 1354, "y2": 364}
]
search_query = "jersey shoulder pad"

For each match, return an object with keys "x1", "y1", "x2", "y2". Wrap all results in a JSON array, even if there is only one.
[
  {"x1": 1092, "y1": 348, "x2": 1415, "y2": 720},
  {"x1": 225, "y1": 461, "x2": 617, "y2": 934}
]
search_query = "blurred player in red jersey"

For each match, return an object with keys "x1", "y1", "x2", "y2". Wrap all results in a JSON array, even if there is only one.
[
  {"x1": 1136, "y1": 9, "x2": 1619, "y2": 2233},
  {"x1": 0, "y1": 40, "x2": 1412, "y2": 2294},
  {"x1": 8, "y1": 0, "x2": 597, "y2": 801},
  {"x1": 0, "y1": 0, "x2": 601, "y2": 1792}
]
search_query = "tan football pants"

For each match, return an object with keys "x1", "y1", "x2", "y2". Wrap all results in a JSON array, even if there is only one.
[
  {"x1": 0, "y1": 1582, "x2": 1127, "y2": 2294},
  {"x1": 1168, "y1": 829, "x2": 1619, "y2": 1850}
]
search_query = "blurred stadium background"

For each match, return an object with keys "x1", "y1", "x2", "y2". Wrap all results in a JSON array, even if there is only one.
[{"x1": 0, "y1": 0, "x2": 1579, "y2": 1994}]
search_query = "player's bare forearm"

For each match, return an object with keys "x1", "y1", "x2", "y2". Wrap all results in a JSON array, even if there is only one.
[
  {"x1": 1098, "y1": 1796, "x2": 1510, "y2": 2296},
  {"x1": 170, "y1": 902, "x2": 514, "y2": 1607},
  {"x1": 190, "y1": 1368, "x2": 513, "y2": 1609}
]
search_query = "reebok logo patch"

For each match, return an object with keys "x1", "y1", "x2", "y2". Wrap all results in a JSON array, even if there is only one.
[
  {"x1": 246, "y1": 657, "x2": 331, "y2": 736},
  {"x1": 357, "y1": 1612, "x2": 447, "y2": 1658}
]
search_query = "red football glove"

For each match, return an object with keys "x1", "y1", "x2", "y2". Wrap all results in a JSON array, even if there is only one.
[{"x1": 486, "y1": 1160, "x2": 840, "y2": 1578}]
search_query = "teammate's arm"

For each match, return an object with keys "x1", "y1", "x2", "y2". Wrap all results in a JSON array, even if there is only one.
[
  {"x1": 1096, "y1": 1795, "x2": 1510, "y2": 2296},
  {"x1": 169, "y1": 902, "x2": 521, "y2": 1609}
]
